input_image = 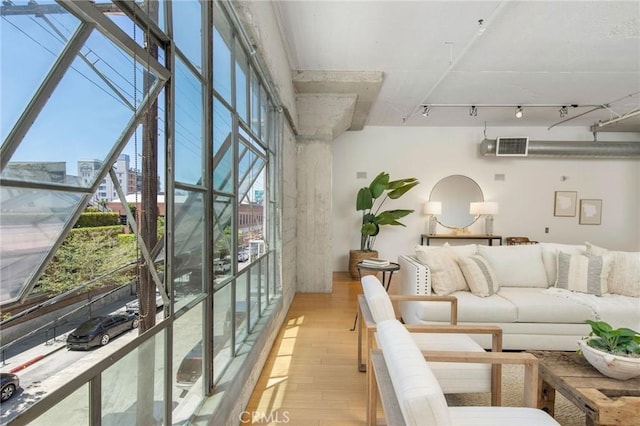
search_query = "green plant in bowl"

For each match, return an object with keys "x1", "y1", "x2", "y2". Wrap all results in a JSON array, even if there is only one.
[
  {"x1": 583, "y1": 320, "x2": 640, "y2": 357},
  {"x1": 578, "y1": 320, "x2": 640, "y2": 380}
]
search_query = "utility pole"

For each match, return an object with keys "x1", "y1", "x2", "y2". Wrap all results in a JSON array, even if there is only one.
[{"x1": 138, "y1": 0, "x2": 159, "y2": 333}]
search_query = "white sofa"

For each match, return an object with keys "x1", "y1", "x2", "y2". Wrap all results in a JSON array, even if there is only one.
[{"x1": 398, "y1": 242, "x2": 640, "y2": 351}]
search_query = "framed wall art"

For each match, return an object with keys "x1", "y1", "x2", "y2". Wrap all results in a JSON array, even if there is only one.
[
  {"x1": 554, "y1": 191, "x2": 577, "y2": 217},
  {"x1": 579, "y1": 199, "x2": 602, "y2": 225}
]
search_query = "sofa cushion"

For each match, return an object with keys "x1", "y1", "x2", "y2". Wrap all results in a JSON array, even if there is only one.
[
  {"x1": 410, "y1": 333, "x2": 490, "y2": 394},
  {"x1": 585, "y1": 242, "x2": 640, "y2": 297},
  {"x1": 544, "y1": 288, "x2": 640, "y2": 331},
  {"x1": 458, "y1": 255, "x2": 500, "y2": 297},
  {"x1": 414, "y1": 290, "x2": 518, "y2": 323},
  {"x1": 361, "y1": 275, "x2": 396, "y2": 322},
  {"x1": 555, "y1": 252, "x2": 612, "y2": 296},
  {"x1": 376, "y1": 319, "x2": 452, "y2": 425},
  {"x1": 477, "y1": 245, "x2": 548, "y2": 288},
  {"x1": 498, "y1": 287, "x2": 594, "y2": 323},
  {"x1": 415, "y1": 246, "x2": 468, "y2": 295},
  {"x1": 540, "y1": 243, "x2": 586, "y2": 285},
  {"x1": 449, "y1": 407, "x2": 560, "y2": 425}
]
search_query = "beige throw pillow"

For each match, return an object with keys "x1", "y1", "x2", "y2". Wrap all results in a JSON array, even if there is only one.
[
  {"x1": 415, "y1": 246, "x2": 468, "y2": 295},
  {"x1": 458, "y1": 255, "x2": 500, "y2": 297},
  {"x1": 585, "y1": 242, "x2": 640, "y2": 297},
  {"x1": 555, "y1": 252, "x2": 612, "y2": 296}
]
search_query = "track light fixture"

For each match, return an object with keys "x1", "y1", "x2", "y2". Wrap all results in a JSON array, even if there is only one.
[
  {"x1": 514, "y1": 106, "x2": 524, "y2": 119},
  {"x1": 422, "y1": 105, "x2": 430, "y2": 117},
  {"x1": 559, "y1": 106, "x2": 568, "y2": 118},
  {"x1": 469, "y1": 105, "x2": 478, "y2": 117}
]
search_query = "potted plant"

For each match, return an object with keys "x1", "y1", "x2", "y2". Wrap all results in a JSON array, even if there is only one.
[
  {"x1": 577, "y1": 319, "x2": 640, "y2": 380},
  {"x1": 348, "y1": 171, "x2": 419, "y2": 278}
]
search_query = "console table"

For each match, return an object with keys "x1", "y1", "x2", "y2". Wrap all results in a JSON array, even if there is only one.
[{"x1": 420, "y1": 234, "x2": 502, "y2": 246}]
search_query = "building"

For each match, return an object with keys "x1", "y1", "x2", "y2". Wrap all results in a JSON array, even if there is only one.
[
  {"x1": 0, "y1": 1, "x2": 638, "y2": 425},
  {"x1": 79, "y1": 155, "x2": 139, "y2": 202}
]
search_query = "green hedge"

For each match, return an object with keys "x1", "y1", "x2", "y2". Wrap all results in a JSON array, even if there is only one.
[{"x1": 75, "y1": 212, "x2": 121, "y2": 228}]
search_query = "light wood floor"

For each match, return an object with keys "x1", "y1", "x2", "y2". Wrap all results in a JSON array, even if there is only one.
[{"x1": 244, "y1": 272, "x2": 370, "y2": 425}]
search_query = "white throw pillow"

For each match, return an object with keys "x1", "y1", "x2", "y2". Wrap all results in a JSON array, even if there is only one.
[
  {"x1": 555, "y1": 251, "x2": 612, "y2": 296},
  {"x1": 585, "y1": 242, "x2": 640, "y2": 297},
  {"x1": 415, "y1": 246, "x2": 468, "y2": 295},
  {"x1": 477, "y1": 245, "x2": 548, "y2": 288},
  {"x1": 457, "y1": 255, "x2": 500, "y2": 297},
  {"x1": 443, "y1": 242, "x2": 478, "y2": 258}
]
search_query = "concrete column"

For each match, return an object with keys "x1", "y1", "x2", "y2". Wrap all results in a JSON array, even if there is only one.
[{"x1": 296, "y1": 94, "x2": 356, "y2": 292}]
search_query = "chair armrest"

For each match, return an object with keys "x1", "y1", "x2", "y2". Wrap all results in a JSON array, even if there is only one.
[
  {"x1": 403, "y1": 324, "x2": 503, "y2": 352},
  {"x1": 389, "y1": 294, "x2": 458, "y2": 325},
  {"x1": 421, "y1": 350, "x2": 539, "y2": 407}
]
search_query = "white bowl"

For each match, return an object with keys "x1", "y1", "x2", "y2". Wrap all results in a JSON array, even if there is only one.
[{"x1": 578, "y1": 339, "x2": 640, "y2": 380}]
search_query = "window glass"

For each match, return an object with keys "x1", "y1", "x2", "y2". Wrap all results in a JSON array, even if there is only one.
[
  {"x1": 174, "y1": 56, "x2": 203, "y2": 185},
  {"x1": 250, "y1": 69, "x2": 260, "y2": 134},
  {"x1": 0, "y1": 4, "x2": 77, "y2": 141},
  {"x1": 249, "y1": 262, "x2": 260, "y2": 330},
  {"x1": 212, "y1": 3, "x2": 233, "y2": 103},
  {"x1": 260, "y1": 88, "x2": 268, "y2": 139},
  {"x1": 260, "y1": 255, "x2": 268, "y2": 311},
  {"x1": 29, "y1": 384, "x2": 88, "y2": 425},
  {"x1": 171, "y1": 0, "x2": 202, "y2": 71},
  {"x1": 213, "y1": 282, "x2": 232, "y2": 383},
  {"x1": 234, "y1": 272, "x2": 248, "y2": 349},
  {"x1": 213, "y1": 195, "x2": 233, "y2": 283},
  {"x1": 213, "y1": 97, "x2": 233, "y2": 193},
  {"x1": 173, "y1": 302, "x2": 204, "y2": 415},
  {"x1": 173, "y1": 189, "x2": 205, "y2": 310},
  {"x1": 235, "y1": 40, "x2": 248, "y2": 122},
  {"x1": 102, "y1": 331, "x2": 166, "y2": 425},
  {"x1": 0, "y1": 186, "x2": 82, "y2": 304},
  {"x1": 2, "y1": 29, "x2": 155, "y2": 187}
]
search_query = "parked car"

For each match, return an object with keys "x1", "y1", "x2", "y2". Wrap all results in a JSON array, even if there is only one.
[
  {"x1": 0, "y1": 373, "x2": 19, "y2": 402},
  {"x1": 125, "y1": 290, "x2": 164, "y2": 314},
  {"x1": 237, "y1": 250, "x2": 249, "y2": 262},
  {"x1": 67, "y1": 314, "x2": 138, "y2": 350},
  {"x1": 213, "y1": 258, "x2": 231, "y2": 274}
]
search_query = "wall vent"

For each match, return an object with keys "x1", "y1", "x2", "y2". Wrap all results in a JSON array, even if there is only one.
[{"x1": 496, "y1": 137, "x2": 529, "y2": 156}]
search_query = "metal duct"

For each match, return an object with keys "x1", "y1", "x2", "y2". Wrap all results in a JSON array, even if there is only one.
[{"x1": 480, "y1": 139, "x2": 640, "y2": 159}]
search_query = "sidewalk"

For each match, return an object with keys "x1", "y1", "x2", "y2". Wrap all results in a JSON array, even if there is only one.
[{"x1": 0, "y1": 331, "x2": 69, "y2": 374}]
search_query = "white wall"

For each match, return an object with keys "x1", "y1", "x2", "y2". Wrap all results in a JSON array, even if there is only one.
[{"x1": 332, "y1": 126, "x2": 640, "y2": 271}]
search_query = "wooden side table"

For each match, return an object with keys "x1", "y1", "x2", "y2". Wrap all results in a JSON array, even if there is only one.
[
  {"x1": 529, "y1": 351, "x2": 640, "y2": 425},
  {"x1": 349, "y1": 261, "x2": 400, "y2": 331}
]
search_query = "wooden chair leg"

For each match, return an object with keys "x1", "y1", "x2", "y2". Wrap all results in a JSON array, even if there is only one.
[
  {"x1": 367, "y1": 354, "x2": 377, "y2": 426},
  {"x1": 491, "y1": 364, "x2": 502, "y2": 406}
]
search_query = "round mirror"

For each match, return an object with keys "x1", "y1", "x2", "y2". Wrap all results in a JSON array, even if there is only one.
[{"x1": 429, "y1": 175, "x2": 484, "y2": 228}]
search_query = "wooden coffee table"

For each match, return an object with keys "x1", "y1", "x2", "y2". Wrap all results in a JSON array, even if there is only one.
[{"x1": 529, "y1": 351, "x2": 640, "y2": 426}]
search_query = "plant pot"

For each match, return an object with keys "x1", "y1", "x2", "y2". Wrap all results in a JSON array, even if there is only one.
[
  {"x1": 348, "y1": 250, "x2": 379, "y2": 280},
  {"x1": 578, "y1": 339, "x2": 640, "y2": 380}
]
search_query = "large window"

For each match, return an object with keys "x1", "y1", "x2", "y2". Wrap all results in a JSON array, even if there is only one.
[{"x1": 0, "y1": 1, "x2": 282, "y2": 424}]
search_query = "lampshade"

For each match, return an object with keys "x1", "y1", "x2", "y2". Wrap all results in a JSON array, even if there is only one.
[
  {"x1": 423, "y1": 201, "x2": 442, "y2": 215},
  {"x1": 470, "y1": 201, "x2": 499, "y2": 215}
]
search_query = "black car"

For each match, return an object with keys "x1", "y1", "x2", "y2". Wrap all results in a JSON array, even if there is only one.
[
  {"x1": 67, "y1": 314, "x2": 138, "y2": 350},
  {"x1": 0, "y1": 373, "x2": 19, "y2": 402}
]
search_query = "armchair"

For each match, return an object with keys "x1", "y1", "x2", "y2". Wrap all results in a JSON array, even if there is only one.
[
  {"x1": 358, "y1": 275, "x2": 503, "y2": 405},
  {"x1": 368, "y1": 319, "x2": 559, "y2": 426}
]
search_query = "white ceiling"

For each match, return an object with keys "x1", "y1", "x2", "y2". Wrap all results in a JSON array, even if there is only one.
[{"x1": 274, "y1": 1, "x2": 640, "y2": 132}]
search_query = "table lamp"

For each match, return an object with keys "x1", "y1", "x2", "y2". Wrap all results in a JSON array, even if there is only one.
[
  {"x1": 470, "y1": 201, "x2": 499, "y2": 235},
  {"x1": 423, "y1": 201, "x2": 442, "y2": 235}
]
